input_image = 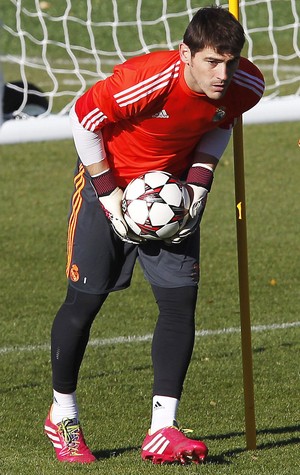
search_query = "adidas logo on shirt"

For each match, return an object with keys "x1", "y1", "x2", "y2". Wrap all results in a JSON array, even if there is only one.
[{"x1": 152, "y1": 109, "x2": 169, "y2": 119}]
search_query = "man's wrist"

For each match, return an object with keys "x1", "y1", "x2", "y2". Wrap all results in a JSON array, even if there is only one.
[
  {"x1": 91, "y1": 169, "x2": 117, "y2": 197},
  {"x1": 186, "y1": 163, "x2": 214, "y2": 191}
]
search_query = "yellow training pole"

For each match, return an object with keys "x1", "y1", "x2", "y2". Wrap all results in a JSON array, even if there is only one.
[{"x1": 229, "y1": 0, "x2": 257, "y2": 450}]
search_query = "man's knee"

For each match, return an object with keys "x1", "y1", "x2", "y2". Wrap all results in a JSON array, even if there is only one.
[
  {"x1": 151, "y1": 285, "x2": 198, "y2": 320},
  {"x1": 55, "y1": 285, "x2": 107, "y2": 331}
]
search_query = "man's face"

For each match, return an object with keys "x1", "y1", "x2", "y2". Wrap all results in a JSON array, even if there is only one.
[{"x1": 179, "y1": 44, "x2": 240, "y2": 99}]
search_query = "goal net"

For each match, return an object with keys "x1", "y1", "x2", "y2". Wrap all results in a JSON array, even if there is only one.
[{"x1": 0, "y1": 0, "x2": 299, "y2": 144}]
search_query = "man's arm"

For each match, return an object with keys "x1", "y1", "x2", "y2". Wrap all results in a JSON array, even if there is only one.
[
  {"x1": 193, "y1": 126, "x2": 232, "y2": 165},
  {"x1": 168, "y1": 127, "x2": 232, "y2": 244},
  {"x1": 186, "y1": 126, "x2": 232, "y2": 216},
  {"x1": 69, "y1": 105, "x2": 141, "y2": 243}
]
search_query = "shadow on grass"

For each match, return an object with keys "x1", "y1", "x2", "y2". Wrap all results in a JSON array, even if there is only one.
[
  {"x1": 89, "y1": 425, "x2": 299, "y2": 465},
  {"x1": 202, "y1": 424, "x2": 300, "y2": 462},
  {"x1": 93, "y1": 446, "x2": 139, "y2": 460},
  {"x1": 93, "y1": 446, "x2": 232, "y2": 466}
]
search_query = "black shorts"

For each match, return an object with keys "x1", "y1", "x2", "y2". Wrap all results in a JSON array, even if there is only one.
[{"x1": 66, "y1": 161, "x2": 200, "y2": 294}]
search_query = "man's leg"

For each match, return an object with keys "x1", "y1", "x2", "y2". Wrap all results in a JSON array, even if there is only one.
[
  {"x1": 44, "y1": 286, "x2": 107, "y2": 463},
  {"x1": 141, "y1": 284, "x2": 207, "y2": 464},
  {"x1": 44, "y1": 161, "x2": 138, "y2": 463},
  {"x1": 150, "y1": 284, "x2": 197, "y2": 430},
  {"x1": 51, "y1": 285, "x2": 107, "y2": 402}
]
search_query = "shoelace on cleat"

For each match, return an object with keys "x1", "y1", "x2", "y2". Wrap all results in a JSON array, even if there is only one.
[
  {"x1": 58, "y1": 418, "x2": 81, "y2": 454},
  {"x1": 180, "y1": 427, "x2": 193, "y2": 435},
  {"x1": 171, "y1": 422, "x2": 194, "y2": 435}
]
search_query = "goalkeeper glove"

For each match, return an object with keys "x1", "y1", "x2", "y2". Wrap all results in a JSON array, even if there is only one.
[
  {"x1": 91, "y1": 169, "x2": 143, "y2": 244},
  {"x1": 187, "y1": 162, "x2": 214, "y2": 218},
  {"x1": 166, "y1": 163, "x2": 214, "y2": 244}
]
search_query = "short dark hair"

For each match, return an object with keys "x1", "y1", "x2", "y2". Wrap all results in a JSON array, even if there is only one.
[{"x1": 183, "y1": 6, "x2": 245, "y2": 57}]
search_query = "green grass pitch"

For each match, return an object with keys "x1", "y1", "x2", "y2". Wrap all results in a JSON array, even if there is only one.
[{"x1": 0, "y1": 121, "x2": 299, "y2": 474}]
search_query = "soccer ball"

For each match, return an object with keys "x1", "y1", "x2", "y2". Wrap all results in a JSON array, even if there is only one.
[{"x1": 122, "y1": 171, "x2": 190, "y2": 240}]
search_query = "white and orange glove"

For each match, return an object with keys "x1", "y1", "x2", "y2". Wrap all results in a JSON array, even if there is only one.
[
  {"x1": 167, "y1": 163, "x2": 214, "y2": 244},
  {"x1": 91, "y1": 169, "x2": 142, "y2": 244}
]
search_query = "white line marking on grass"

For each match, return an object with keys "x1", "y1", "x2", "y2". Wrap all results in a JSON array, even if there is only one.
[{"x1": 0, "y1": 321, "x2": 299, "y2": 356}]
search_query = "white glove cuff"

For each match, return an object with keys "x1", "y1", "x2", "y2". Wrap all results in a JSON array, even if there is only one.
[
  {"x1": 186, "y1": 163, "x2": 214, "y2": 191},
  {"x1": 91, "y1": 168, "x2": 117, "y2": 197}
]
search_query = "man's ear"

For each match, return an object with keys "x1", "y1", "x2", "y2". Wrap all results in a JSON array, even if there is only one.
[{"x1": 179, "y1": 43, "x2": 191, "y2": 64}]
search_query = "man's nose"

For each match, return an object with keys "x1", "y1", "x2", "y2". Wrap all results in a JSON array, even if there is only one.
[{"x1": 216, "y1": 63, "x2": 228, "y2": 81}]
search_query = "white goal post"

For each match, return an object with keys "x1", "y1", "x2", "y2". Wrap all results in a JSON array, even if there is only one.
[{"x1": 0, "y1": 0, "x2": 299, "y2": 144}]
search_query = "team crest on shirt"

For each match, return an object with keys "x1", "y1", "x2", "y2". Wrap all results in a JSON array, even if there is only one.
[{"x1": 212, "y1": 106, "x2": 226, "y2": 122}]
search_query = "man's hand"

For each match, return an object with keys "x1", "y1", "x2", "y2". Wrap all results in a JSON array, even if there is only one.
[
  {"x1": 99, "y1": 189, "x2": 145, "y2": 244},
  {"x1": 187, "y1": 163, "x2": 214, "y2": 217},
  {"x1": 165, "y1": 163, "x2": 214, "y2": 245},
  {"x1": 98, "y1": 187, "x2": 128, "y2": 239},
  {"x1": 91, "y1": 169, "x2": 143, "y2": 244},
  {"x1": 187, "y1": 183, "x2": 208, "y2": 219}
]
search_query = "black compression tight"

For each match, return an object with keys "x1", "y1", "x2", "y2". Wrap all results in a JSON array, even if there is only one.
[
  {"x1": 51, "y1": 284, "x2": 197, "y2": 399},
  {"x1": 151, "y1": 285, "x2": 198, "y2": 400},
  {"x1": 51, "y1": 285, "x2": 107, "y2": 393}
]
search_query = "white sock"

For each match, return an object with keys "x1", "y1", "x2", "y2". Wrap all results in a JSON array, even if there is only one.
[
  {"x1": 150, "y1": 395, "x2": 179, "y2": 434},
  {"x1": 51, "y1": 390, "x2": 79, "y2": 425}
]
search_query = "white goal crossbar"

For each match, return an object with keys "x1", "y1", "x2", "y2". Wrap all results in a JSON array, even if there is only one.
[{"x1": 0, "y1": 95, "x2": 299, "y2": 145}]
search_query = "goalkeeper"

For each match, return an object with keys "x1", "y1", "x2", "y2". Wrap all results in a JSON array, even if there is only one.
[{"x1": 44, "y1": 5, "x2": 265, "y2": 465}]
